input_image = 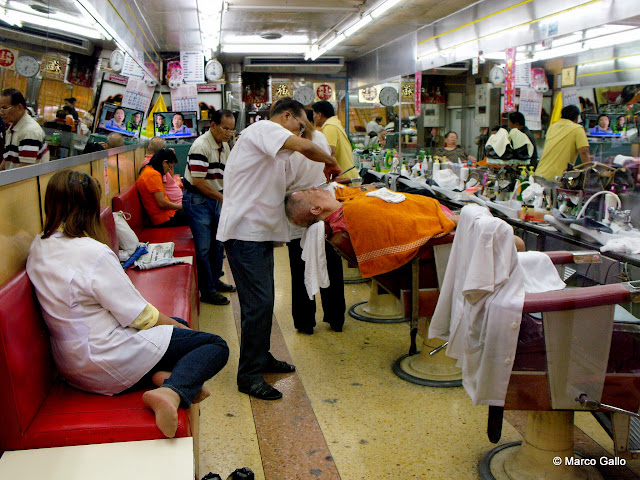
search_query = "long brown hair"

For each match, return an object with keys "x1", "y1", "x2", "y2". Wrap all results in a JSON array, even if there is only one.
[{"x1": 42, "y1": 169, "x2": 109, "y2": 244}]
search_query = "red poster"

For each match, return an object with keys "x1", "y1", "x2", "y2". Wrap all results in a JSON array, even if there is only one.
[
  {"x1": 504, "y1": 48, "x2": 516, "y2": 113},
  {"x1": 0, "y1": 47, "x2": 17, "y2": 69},
  {"x1": 415, "y1": 72, "x2": 422, "y2": 116}
]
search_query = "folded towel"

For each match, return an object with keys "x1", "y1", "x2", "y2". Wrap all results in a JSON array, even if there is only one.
[
  {"x1": 301, "y1": 221, "x2": 329, "y2": 299},
  {"x1": 517, "y1": 251, "x2": 566, "y2": 293},
  {"x1": 509, "y1": 128, "x2": 534, "y2": 158},
  {"x1": 365, "y1": 187, "x2": 406, "y2": 203},
  {"x1": 601, "y1": 237, "x2": 640, "y2": 255}
]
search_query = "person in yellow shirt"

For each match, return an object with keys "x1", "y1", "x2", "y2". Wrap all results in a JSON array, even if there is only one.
[
  {"x1": 312, "y1": 100, "x2": 358, "y2": 180},
  {"x1": 535, "y1": 105, "x2": 590, "y2": 180}
]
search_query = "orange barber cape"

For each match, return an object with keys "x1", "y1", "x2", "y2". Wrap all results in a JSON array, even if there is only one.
[{"x1": 340, "y1": 188, "x2": 455, "y2": 277}]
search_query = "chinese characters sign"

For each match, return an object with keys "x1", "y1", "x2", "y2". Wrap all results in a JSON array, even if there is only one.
[
  {"x1": 41, "y1": 54, "x2": 67, "y2": 81},
  {"x1": 504, "y1": 47, "x2": 516, "y2": 113},
  {"x1": 314, "y1": 82, "x2": 335, "y2": 102},
  {"x1": 271, "y1": 82, "x2": 293, "y2": 101},
  {"x1": 0, "y1": 46, "x2": 18, "y2": 70}
]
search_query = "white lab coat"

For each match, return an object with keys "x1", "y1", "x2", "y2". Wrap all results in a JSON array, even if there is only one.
[
  {"x1": 217, "y1": 120, "x2": 296, "y2": 243},
  {"x1": 429, "y1": 204, "x2": 525, "y2": 406},
  {"x1": 26, "y1": 232, "x2": 173, "y2": 395}
]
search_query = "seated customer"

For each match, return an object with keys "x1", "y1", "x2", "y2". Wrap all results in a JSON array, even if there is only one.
[
  {"x1": 285, "y1": 186, "x2": 457, "y2": 277},
  {"x1": 26, "y1": 170, "x2": 229, "y2": 437},
  {"x1": 43, "y1": 110, "x2": 73, "y2": 132},
  {"x1": 143, "y1": 137, "x2": 183, "y2": 204},
  {"x1": 137, "y1": 149, "x2": 186, "y2": 227},
  {"x1": 435, "y1": 131, "x2": 477, "y2": 163}
]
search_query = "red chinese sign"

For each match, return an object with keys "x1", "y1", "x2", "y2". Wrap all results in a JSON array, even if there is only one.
[
  {"x1": 415, "y1": 72, "x2": 422, "y2": 116},
  {"x1": 315, "y1": 83, "x2": 333, "y2": 101},
  {"x1": 504, "y1": 47, "x2": 516, "y2": 113},
  {"x1": 0, "y1": 47, "x2": 17, "y2": 70}
]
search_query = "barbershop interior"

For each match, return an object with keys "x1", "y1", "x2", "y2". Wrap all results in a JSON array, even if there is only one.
[{"x1": 4, "y1": 0, "x2": 640, "y2": 479}]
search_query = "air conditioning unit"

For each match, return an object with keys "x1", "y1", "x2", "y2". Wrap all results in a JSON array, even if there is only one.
[
  {"x1": 243, "y1": 56, "x2": 344, "y2": 74},
  {"x1": 429, "y1": 61, "x2": 470, "y2": 75},
  {"x1": 0, "y1": 26, "x2": 94, "y2": 55}
]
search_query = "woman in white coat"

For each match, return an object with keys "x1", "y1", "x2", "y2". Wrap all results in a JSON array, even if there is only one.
[{"x1": 26, "y1": 170, "x2": 229, "y2": 437}]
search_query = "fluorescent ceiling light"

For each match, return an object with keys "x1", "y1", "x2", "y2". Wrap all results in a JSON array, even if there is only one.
[
  {"x1": 552, "y1": 32, "x2": 582, "y2": 47},
  {"x1": 323, "y1": 33, "x2": 346, "y2": 51},
  {"x1": 584, "y1": 24, "x2": 634, "y2": 39},
  {"x1": 344, "y1": 15, "x2": 372, "y2": 38},
  {"x1": 221, "y1": 44, "x2": 308, "y2": 54},
  {"x1": 370, "y1": 0, "x2": 402, "y2": 18},
  {"x1": 6, "y1": 10, "x2": 104, "y2": 39},
  {"x1": 222, "y1": 34, "x2": 309, "y2": 44},
  {"x1": 533, "y1": 43, "x2": 583, "y2": 61},
  {"x1": 583, "y1": 28, "x2": 640, "y2": 50},
  {"x1": 1, "y1": 9, "x2": 21, "y2": 27},
  {"x1": 483, "y1": 51, "x2": 529, "y2": 62},
  {"x1": 76, "y1": 0, "x2": 117, "y2": 41}
]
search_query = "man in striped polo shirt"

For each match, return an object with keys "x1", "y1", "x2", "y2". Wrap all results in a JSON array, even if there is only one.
[
  {"x1": 183, "y1": 109, "x2": 236, "y2": 305},
  {"x1": 0, "y1": 89, "x2": 49, "y2": 170}
]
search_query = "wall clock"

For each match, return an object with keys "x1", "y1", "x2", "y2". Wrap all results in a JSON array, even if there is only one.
[
  {"x1": 379, "y1": 86, "x2": 399, "y2": 106},
  {"x1": 489, "y1": 65, "x2": 505, "y2": 85},
  {"x1": 205, "y1": 59, "x2": 224, "y2": 81},
  {"x1": 109, "y1": 50, "x2": 125, "y2": 73},
  {"x1": 293, "y1": 85, "x2": 315, "y2": 105},
  {"x1": 15, "y1": 55, "x2": 40, "y2": 78}
]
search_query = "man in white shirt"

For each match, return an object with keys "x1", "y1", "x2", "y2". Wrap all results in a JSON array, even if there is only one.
[
  {"x1": 0, "y1": 89, "x2": 49, "y2": 170},
  {"x1": 217, "y1": 98, "x2": 340, "y2": 400},
  {"x1": 365, "y1": 116, "x2": 383, "y2": 148}
]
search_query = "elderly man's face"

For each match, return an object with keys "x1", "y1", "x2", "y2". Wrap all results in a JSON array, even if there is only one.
[
  {"x1": 172, "y1": 115, "x2": 184, "y2": 129},
  {"x1": 0, "y1": 95, "x2": 24, "y2": 125}
]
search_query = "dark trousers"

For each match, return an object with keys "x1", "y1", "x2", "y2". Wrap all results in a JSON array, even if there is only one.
[
  {"x1": 153, "y1": 209, "x2": 189, "y2": 228},
  {"x1": 131, "y1": 319, "x2": 229, "y2": 408},
  {"x1": 287, "y1": 238, "x2": 346, "y2": 331},
  {"x1": 225, "y1": 240, "x2": 274, "y2": 387}
]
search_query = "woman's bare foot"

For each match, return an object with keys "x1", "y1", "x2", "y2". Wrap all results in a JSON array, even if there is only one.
[
  {"x1": 152, "y1": 371, "x2": 171, "y2": 387},
  {"x1": 192, "y1": 386, "x2": 211, "y2": 404},
  {"x1": 142, "y1": 387, "x2": 181, "y2": 438}
]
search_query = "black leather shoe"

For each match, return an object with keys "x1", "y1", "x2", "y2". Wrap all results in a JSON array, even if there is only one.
[
  {"x1": 296, "y1": 327, "x2": 314, "y2": 335},
  {"x1": 330, "y1": 323, "x2": 343, "y2": 332},
  {"x1": 216, "y1": 281, "x2": 236, "y2": 293},
  {"x1": 200, "y1": 292, "x2": 230, "y2": 305},
  {"x1": 238, "y1": 381, "x2": 282, "y2": 400},
  {"x1": 263, "y1": 357, "x2": 296, "y2": 373}
]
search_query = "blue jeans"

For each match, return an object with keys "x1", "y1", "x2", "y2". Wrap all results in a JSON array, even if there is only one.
[
  {"x1": 225, "y1": 240, "x2": 274, "y2": 387},
  {"x1": 182, "y1": 190, "x2": 224, "y2": 295},
  {"x1": 131, "y1": 319, "x2": 229, "y2": 408}
]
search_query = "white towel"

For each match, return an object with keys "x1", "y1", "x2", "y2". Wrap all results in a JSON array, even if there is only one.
[
  {"x1": 365, "y1": 187, "x2": 406, "y2": 203},
  {"x1": 301, "y1": 221, "x2": 329, "y2": 299},
  {"x1": 486, "y1": 128, "x2": 510, "y2": 157},
  {"x1": 601, "y1": 237, "x2": 640, "y2": 255},
  {"x1": 517, "y1": 251, "x2": 566, "y2": 293}
]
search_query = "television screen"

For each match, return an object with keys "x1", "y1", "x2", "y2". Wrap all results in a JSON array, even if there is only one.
[
  {"x1": 96, "y1": 103, "x2": 144, "y2": 138},
  {"x1": 153, "y1": 111, "x2": 198, "y2": 139},
  {"x1": 584, "y1": 114, "x2": 622, "y2": 137}
]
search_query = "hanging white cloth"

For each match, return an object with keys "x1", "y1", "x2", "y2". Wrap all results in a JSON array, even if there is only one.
[
  {"x1": 517, "y1": 251, "x2": 566, "y2": 293},
  {"x1": 300, "y1": 221, "x2": 329, "y2": 299},
  {"x1": 429, "y1": 204, "x2": 525, "y2": 406}
]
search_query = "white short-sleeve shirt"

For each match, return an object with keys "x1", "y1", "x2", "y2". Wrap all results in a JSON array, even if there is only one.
[
  {"x1": 217, "y1": 120, "x2": 295, "y2": 242},
  {"x1": 26, "y1": 233, "x2": 173, "y2": 395}
]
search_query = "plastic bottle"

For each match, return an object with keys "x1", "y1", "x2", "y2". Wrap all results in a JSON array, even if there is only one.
[
  {"x1": 460, "y1": 165, "x2": 469, "y2": 189},
  {"x1": 432, "y1": 159, "x2": 440, "y2": 175}
]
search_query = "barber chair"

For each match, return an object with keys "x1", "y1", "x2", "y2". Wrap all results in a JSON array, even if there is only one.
[
  {"x1": 342, "y1": 258, "x2": 368, "y2": 284},
  {"x1": 329, "y1": 230, "x2": 462, "y2": 387},
  {"x1": 432, "y1": 221, "x2": 640, "y2": 479}
]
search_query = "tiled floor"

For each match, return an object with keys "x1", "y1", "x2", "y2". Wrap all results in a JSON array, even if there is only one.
[{"x1": 196, "y1": 246, "x2": 640, "y2": 480}]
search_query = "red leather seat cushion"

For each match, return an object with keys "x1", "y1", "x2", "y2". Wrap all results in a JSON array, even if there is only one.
[
  {"x1": 21, "y1": 381, "x2": 190, "y2": 449},
  {"x1": 112, "y1": 184, "x2": 144, "y2": 234},
  {"x1": 138, "y1": 226, "x2": 195, "y2": 258},
  {"x1": 127, "y1": 263, "x2": 195, "y2": 326}
]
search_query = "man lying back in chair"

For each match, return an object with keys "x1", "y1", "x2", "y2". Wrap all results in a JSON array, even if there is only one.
[{"x1": 285, "y1": 185, "x2": 525, "y2": 278}]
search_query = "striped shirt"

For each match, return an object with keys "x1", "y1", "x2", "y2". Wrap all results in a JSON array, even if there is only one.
[
  {"x1": 3, "y1": 112, "x2": 49, "y2": 170},
  {"x1": 184, "y1": 129, "x2": 229, "y2": 192}
]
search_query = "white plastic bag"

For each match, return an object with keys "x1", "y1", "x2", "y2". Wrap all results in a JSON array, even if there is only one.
[{"x1": 113, "y1": 211, "x2": 139, "y2": 256}]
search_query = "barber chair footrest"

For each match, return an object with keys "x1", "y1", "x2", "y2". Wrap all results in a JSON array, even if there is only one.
[
  {"x1": 349, "y1": 301, "x2": 407, "y2": 323},
  {"x1": 478, "y1": 442, "x2": 602, "y2": 480},
  {"x1": 392, "y1": 353, "x2": 462, "y2": 387}
]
